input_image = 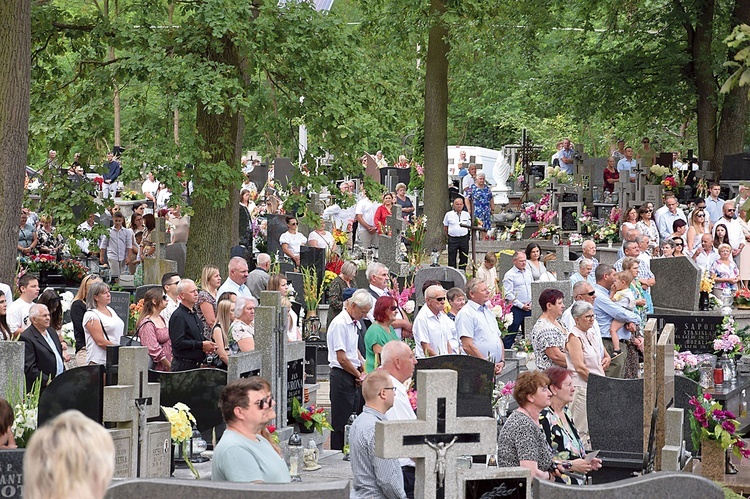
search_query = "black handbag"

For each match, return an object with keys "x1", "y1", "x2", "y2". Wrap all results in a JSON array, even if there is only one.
[{"x1": 120, "y1": 320, "x2": 156, "y2": 370}]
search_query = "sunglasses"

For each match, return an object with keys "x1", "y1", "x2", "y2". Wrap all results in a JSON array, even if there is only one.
[
  {"x1": 289, "y1": 222, "x2": 298, "y2": 226},
  {"x1": 578, "y1": 291, "x2": 596, "y2": 297},
  {"x1": 433, "y1": 297, "x2": 447, "y2": 302},
  {"x1": 389, "y1": 306, "x2": 398, "y2": 311},
  {"x1": 674, "y1": 242, "x2": 683, "y2": 247},
  {"x1": 253, "y1": 395, "x2": 275, "y2": 410},
  {"x1": 163, "y1": 294, "x2": 168, "y2": 301},
  {"x1": 696, "y1": 213, "x2": 705, "y2": 218},
  {"x1": 726, "y1": 209, "x2": 736, "y2": 213}
]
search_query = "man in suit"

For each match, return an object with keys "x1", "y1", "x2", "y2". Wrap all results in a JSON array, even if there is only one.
[{"x1": 20, "y1": 304, "x2": 65, "y2": 392}]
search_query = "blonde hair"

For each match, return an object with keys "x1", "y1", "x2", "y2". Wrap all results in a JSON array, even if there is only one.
[
  {"x1": 200, "y1": 265, "x2": 220, "y2": 291},
  {"x1": 73, "y1": 274, "x2": 98, "y2": 302},
  {"x1": 24, "y1": 410, "x2": 114, "y2": 499},
  {"x1": 615, "y1": 270, "x2": 634, "y2": 286},
  {"x1": 362, "y1": 370, "x2": 391, "y2": 402},
  {"x1": 214, "y1": 298, "x2": 234, "y2": 346}
]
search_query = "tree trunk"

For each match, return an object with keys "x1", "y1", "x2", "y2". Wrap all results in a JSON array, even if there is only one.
[
  {"x1": 186, "y1": 35, "x2": 243, "y2": 280},
  {"x1": 714, "y1": 0, "x2": 750, "y2": 177},
  {"x1": 691, "y1": 0, "x2": 717, "y2": 166},
  {"x1": 422, "y1": 0, "x2": 450, "y2": 255},
  {"x1": 0, "y1": 0, "x2": 31, "y2": 287}
]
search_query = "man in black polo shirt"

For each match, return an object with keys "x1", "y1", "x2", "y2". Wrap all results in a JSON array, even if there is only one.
[{"x1": 169, "y1": 279, "x2": 217, "y2": 371}]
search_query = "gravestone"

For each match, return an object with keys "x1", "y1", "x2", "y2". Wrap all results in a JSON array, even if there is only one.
[
  {"x1": 673, "y1": 375, "x2": 701, "y2": 455},
  {"x1": 104, "y1": 346, "x2": 171, "y2": 478},
  {"x1": 653, "y1": 323, "x2": 675, "y2": 470},
  {"x1": 587, "y1": 374, "x2": 644, "y2": 483},
  {"x1": 299, "y1": 245, "x2": 326, "y2": 290},
  {"x1": 378, "y1": 205, "x2": 406, "y2": 275},
  {"x1": 149, "y1": 368, "x2": 227, "y2": 432},
  {"x1": 226, "y1": 350, "x2": 262, "y2": 380},
  {"x1": 105, "y1": 479, "x2": 351, "y2": 499},
  {"x1": 650, "y1": 314, "x2": 723, "y2": 354},
  {"x1": 0, "y1": 342, "x2": 24, "y2": 400},
  {"x1": 246, "y1": 164, "x2": 268, "y2": 189},
  {"x1": 650, "y1": 256, "x2": 701, "y2": 311},
  {"x1": 496, "y1": 252, "x2": 516, "y2": 281},
  {"x1": 266, "y1": 213, "x2": 288, "y2": 259},
  {"x1": 414, "y1": 266, "x2": 467, "y2": 306},
  {"x1": 457, "y1": 467, "x2": 530, "y2": 499},
  {"x1": 661, "y1": 407, "x2": 687, "y2": 472},
  {"x1": 38, "y1": 364, "x2": 105, "y2": 426},
  {"x1": 644, "y1": 184, "x2": 664, "y2": 206},
  {"x1": 557, "y1": 202, "x2": 582, "y2": 233},
  {"x1": 142, "y1": 217, "x2": 177, "y2": 285},
  {"x1": 134, "y1": 284, "x2": 162, "y2": 302},
  {"x1": 363, "y1": 153, "x2": 379, "y2": 182},
  {"x1": 109, "y1": 290, "x2": 132, "y2": 332},
  {"x1": 543, "y1": 246, "x2": 577, "y2": 281},
  {"x1": 375, "y1": 369, "x2": 497, "y2": 499},
  {"x1": 273, "y1": 157, "x2": 294, "y2": 189},
  {"x1": 165, "y1": 243, "x2": 186, "y2": 277},
  {"x1": 0, "y1": 449, "x2": 24, "y2": 499},
  {"x1": 533, "y1": 471, "x2": 722, "y2": 499},
  {"x1": 524, "y1": 279, "x2": 571, "y2": 335},
  {"x1": 285, "y1": 271, "x2": 305, "y2": 307},
  {"x1": 415, "y1": 355, "x2": 495, "y2": 418}
]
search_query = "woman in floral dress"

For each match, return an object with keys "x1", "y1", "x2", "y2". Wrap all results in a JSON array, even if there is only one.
[{"x1": 467, "y1": 172, "x2": 494, "y2": 237}]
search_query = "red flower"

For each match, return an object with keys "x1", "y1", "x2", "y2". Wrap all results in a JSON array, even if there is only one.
[
  {"x1": 266, "y1": 424, "x2": 276, "y2": 434},
  {"x1": 301, "y1": 412, "x2": 312, "y2": 421},
  {"x1": 704, "y1": 393, "x2": 712, "y2": 401}
]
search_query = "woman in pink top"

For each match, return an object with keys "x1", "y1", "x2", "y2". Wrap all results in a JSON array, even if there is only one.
[{"x1": 135, "y1": 288, "x2": 173, "y2": 371}]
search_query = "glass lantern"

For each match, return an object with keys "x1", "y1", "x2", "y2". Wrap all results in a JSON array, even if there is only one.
[
  {"x1": 288, "y1": 432, "x2": 303, "y2": 482},
  {"x1": 721, "y1": 288, "x2": 734, "y2": 316}
]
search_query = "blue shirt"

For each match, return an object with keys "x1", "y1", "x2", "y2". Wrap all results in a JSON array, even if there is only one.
[
  {"x1": 455, "y1": 300, "x2": 504, "y2": 362},
  {"x1": 558, "y1": 148, "x2": 575, "y2": 174},
  {"x1": 656, "y1": 210, "x2": 687, "y2": 242},
  {"x1": 617, "y1": 158, "x2": 637, "y2": 180},
  {"x1": 217, "y1": 278, "x2": 253, "y2": 299},
  {"x1": 502, "y1": 266, "x2": 532, "y2": 308},
  {"x1": 593, "y1": 283, "x2": 641, "y2": 341},
  {"x1": 705, "y1": 197, "x2": 725, "y2": 224}
]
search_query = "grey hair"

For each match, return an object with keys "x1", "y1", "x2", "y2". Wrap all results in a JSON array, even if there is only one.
[
  {"x1": 635, "y1": 234, "x2": 648, "y2": 244},
  {"x1": 571, "y1": 300, "x2": 594, "y2": 318},
  {"x1": 424, "y1": 285, "x2": 444, "y2": 300},
  {"x1": 476, "y1": 171, "x2": 486, "y2": 179},
  {"x1": 234, "y1": 295, "x2": 257, "y2": 319},
  {"x1": 578, "y1": 258, "x2": 593, "y2": 269},
  {"x1": 572, "y1": 281, "x2": 591, "y2": 296},
  {"x1": 623, "y1": 240, "x2": 639, "y2": 252},
  {"x1": 86, "y1": 281, "x2": 110, "y2": 310},
  {"x1": 176, "y1": 279, "x2": 195, "y2": 295},
  {"x1": 228, "y1": 256, "x2": 247, "y2": 271},
  {"x1": 366, "y1": 262, "x2": 388, "y2": 281},
  {"x1": 256, "y1": 253, "x2": 271, "y2": 266},
  {"x1": 341, "y1": 261, "x2": 358, "y2": 279},
  {"x1": 465, "y1": 277, "x2": 484, "y2": 297},
  {"x1": 349, "y1": 289, "x2": 372, "y2": 310},
  {"x1": 29, "y1": 303, "x2": 49, "y2": 321}
]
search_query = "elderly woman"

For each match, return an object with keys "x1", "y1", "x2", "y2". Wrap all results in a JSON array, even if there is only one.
[
  {"x1": 364, "y1": 296, "x2": 401, "y2": 372},
  {"x1": 635, "y1": 204, "x2": 659, "y2": 256},
  {"x1": 37, "y1": 215, "x2": 65, "y2": 257},
  {"x1": 24, "y1": 410, "x2": 115, "y2": 499},
  {"x1": 564, "y1": 301, "x2": 606, "y2": 448},
  {"x1": 230, "y1": 295, "x2": 257, "y2": 352},
  {"x1": 279, "y1": 216, "x2": 307, "y2": 267},
  {"x1": 468, "y1": 172, "x2": 494, "y2": 237},
  {"x1": 135, "y1": 288, "x2": 172, "y2": 371},
  {"x1": 267, "y1": 274, "x2": 301, "y2": 341},
  {"x1": 659, "y1": 240, "x2": 675, "y2": 257},
  {"x1": 569, "y1": 259, "x2": 593, "y2": 293},
  {"x1": 497, "y1": 370, "x2": 563, "y2": 481},
  {"x1": 83, "y1": 281, "x2": 124, "y2": 365},
  {"x1": 394, "y1": 182, "x2": 414, "y2": 223},
  {"x1": 531, "y1": 289, "x2": 568, "y2": 371},
  {"x1": 326, "y1": 261, "x2": 357, "y2": 330},
  {"x1": 374, "y1": 192, "x2": 395, "y2": 235},
  {"x1": 540, "y1": 367, "x2": 603, "y2": 485},
  {"x1": 712, "y1": 243, "x2": 740, "y2": 295},
  {"x1": 17, "y1": 210, "x2": 38, "y2": 256}
]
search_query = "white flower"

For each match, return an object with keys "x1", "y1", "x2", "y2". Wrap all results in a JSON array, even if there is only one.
[
  {"x1": 60, "y1": 291, "x2": 75, "y2": 313},
  {"x1": 504, "y1": 313, "x2": 514, "y2": 328},
  {"x1": 403, "y1": 300, "x2": 415, "y2": 314}
]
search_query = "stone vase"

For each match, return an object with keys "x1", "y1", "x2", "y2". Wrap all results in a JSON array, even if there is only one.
[{"x1": 700, "y1": 437, "x2": 725, "y2": 482}]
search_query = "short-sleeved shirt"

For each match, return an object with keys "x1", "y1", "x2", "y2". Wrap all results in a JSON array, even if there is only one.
[
  {"x1": 83, "y1": 307, "x2": 125, "y2": 365},
  {"x1": 212, "y1": 429, "x2": 290, "y2": 483},
  {"x1": 364, "y1": 323, "x2": 399, "y2": 372},
  {"x1": 279, "y1": 231, "x2": 307, "y2": 257},
  {"x1": 454, "y1": 300, "x2": 504, "y2": 361},
  {"x1": 443, "y1": 209, "x2": 471, "y2": 237},
  {"x1": 230, "y1": 319, "x2": 254, "y2": 345},
  {"x1": 497, "y1": 411, "x2": 554, "y2": 470},
  {"x1": 327, "y1": 309, "x2": 362, "y2": 370},
  {"x1": 531, "y1": 317, "x2": 568, "y2": 371},
  {"x1": 617, "y1": 158, "x2": 637, "y2": 179}
]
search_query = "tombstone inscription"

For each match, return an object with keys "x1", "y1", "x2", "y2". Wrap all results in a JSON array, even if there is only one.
[{"x1": 650, "y1": 314, "x2": 722, "y2": 354}]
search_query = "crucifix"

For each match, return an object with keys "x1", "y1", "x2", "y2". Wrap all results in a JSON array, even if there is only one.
[
  {"x1": 459, "y1": 222, "x2": 487, "y2": 273},
  {"x1": 517, "y1": 129, "x2": 540, "y2": 204},
  {"x1": 375, "y1": 369, "x2": 497, "y2": 499}
]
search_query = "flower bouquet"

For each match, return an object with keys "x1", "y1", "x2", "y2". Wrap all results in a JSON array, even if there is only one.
[
  {"x1": 489, "y1": 294, "x2": 514, "y2": 335},
  {"x1": 129, "y1": 299, "x2": 144, "y2": 333},
  {"x1": 568, "y1": 233, "x2": 583, "y2": 245},
  {"x1": 648, "y1": 164, "x2": 672, "y2": 184},
  {"x1": 700, "y1": 271, "x2": 715, "y2": 293},
  {"x1": 389, "y1": 277, "x2": 415, "y2": 316},
  {"x1": 736, "y1": 288, "x2": 750, "y2": 309},
  {"x1": 689, "y1": 394, "x2": 750, "y2": 461},
  {"x1": 405, "y1": 215, "x2": 428, "y2": 267},
  {"x1": 674, "y1": 350, "x2": 701, "y2": 383},
  {"x1": 301, "y1": 266, "x2": 324, "y2": 313},
  {"x1": 265, "y1": 423, "x2": 280, "y2": 444},
  {"x1": 59, "y1": 259, "x2": 89, "y2": 283},
  {"x1": 292, "y1": 398, "x2": 333, "y2": 434},
  {"x1": 163, "y1": 402, "x2": 200, "y2": 478},
  {"x1": 714, "y1": 316, "x2": 744, "y2": 355},
  {"x1": 7, "y1": 376, "x2": 42, "y2": 448},
  {"x1": 119, "y1": 190, "x2": 142, "y2": 201},
  {"x1": 493, "y1": 380, "x2": 516, "y2": 421}
]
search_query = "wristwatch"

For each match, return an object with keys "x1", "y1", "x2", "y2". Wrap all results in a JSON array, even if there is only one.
[
  {"x1": 562, "y1": 461, "x2": 573, "y2": 470},
  {"x1": 613, "y1": 349, "x2": 622, "y2": 354}
]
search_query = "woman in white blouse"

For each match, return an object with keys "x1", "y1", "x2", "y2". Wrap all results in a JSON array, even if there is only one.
[
  {"x1": 279, "y1": 216, "x2": 307, "y2": 267},
  {"x1": 307, "y1": 218, "x2": 336, "y2": 254},
  {"x1": 635, "y1": 204, "x2": 659, "y2": 256},
  {"x1": 83, "y1": 281, "x2": 124, "y2": 365}
]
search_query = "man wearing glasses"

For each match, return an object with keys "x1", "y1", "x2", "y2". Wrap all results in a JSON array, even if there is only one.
[
  {"x1": 327, "y1": 289, "x2": 371, "y2": 450},
  {"x1": 161, "y1": 272, "x2": 181, "y2": 322},
  {"x1": 349, "y1": 370, "x2": 407, "y2": 499},
  {"x1": 656, "y1": 196, "x2": 687, "y2": 243},
  {"x1": 412, "y1": 285, "x2": 455, "y2": 357},
  {"x1": 213, "y1": 377, "x2": 290, "y2": 483}
]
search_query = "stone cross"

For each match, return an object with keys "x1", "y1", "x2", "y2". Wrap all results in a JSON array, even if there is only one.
[
  {"x1": 142, "y1": 217, "x2": 177, "y2": 285},
  {"x1": 614, "y1": 177, "x2": 634, "y2": 213},
  {"x1": 375, "y1": 369, "x2": 496, "y2": 499},
  {"x1": 103, "y1": 346, "x2": 170, "y2": 478}
]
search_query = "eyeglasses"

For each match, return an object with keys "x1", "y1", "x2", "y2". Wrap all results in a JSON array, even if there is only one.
[
  {"x1": 645, "y1": 209, "x2": 653, "y2": 213},
  {"x1": 252, "y1": 395, "x2": 275, "y2": 410},
  {"x1": 389, "y1": 306, "x2": 398, "y2": 311},
  {"x1": 162, "y1": 294, "x2": 168, "y2": 301},
  {"x1": 382, "y1": 387, "x2": 397, "y2": 393},
  {"x1": 582, "y1": 314, "x2": 595, "y2": 319},
  {"x1": 167, "y1": 280, "x2": 180, "y2": 286},
  {"x1": 432, "y1": 297, "x2": 447, "y2": 302},
  {"x1": 696, "y1": 213, "x2": 705, "y2": 218},
  {"x1": 674, "y1": 242, "x2": 683, "y2": 247},
  {"x1": 577, "y1": 291, "x2": 596, "y2": 297}
]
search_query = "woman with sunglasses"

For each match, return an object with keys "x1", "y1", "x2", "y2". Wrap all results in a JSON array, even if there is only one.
[
  {"x1": 135, "y1": 288, "x2": 172, "y2": 371},
  {"x1": 672, "y1": 237, "x2": 686, "y2": 257},
  {"x1": 364, "y1": 296, "x2": 401, "y2": 372},
  {"x1": 635, "y1": 204, "x2": 659, "y2": 256},
  {"x1": 279, "y1": 216, "x2": 307, "y2": 267},
  {"x1": 686, "y1": 209, "x2": 710, "y2": 256},
  {"x1": 213, "y1": 377, "x2": 289, "y2": 482}
]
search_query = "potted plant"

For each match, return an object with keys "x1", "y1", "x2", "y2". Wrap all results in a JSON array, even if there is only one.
[
  {"x1": 689, "y1": 393, "x2": 750, "y2": 481},
  {"x1": 291, "y1": 398, "x2": 333, "y2": 434}
]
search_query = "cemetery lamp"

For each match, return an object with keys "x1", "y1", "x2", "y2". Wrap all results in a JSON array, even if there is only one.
[
  {"x1": 189, "y1": 428, "x2": 208, "y2": 463},
  {"x1": 721, "y1": 288, "x2": 734, "y2": 316},
  {"x1": 430, "y1": 250, "x2": 440, "y2": 267},
  {"x1": 288, "y1": 431, "x2": 303, "y2": 482},
  {"x1": 342, "y1": 412, "x2": 357, "y2": 461}
]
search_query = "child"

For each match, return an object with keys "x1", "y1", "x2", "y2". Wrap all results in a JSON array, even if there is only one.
[
  {"x1": 608, "y1": 271, "x2": 635, "y2": 354},
  {"x1": 0, "y1": 399, "x2": 16, "y2": 449},
  {"x1": 477, "y1": 252, "x2": 498, "y2": 295}
]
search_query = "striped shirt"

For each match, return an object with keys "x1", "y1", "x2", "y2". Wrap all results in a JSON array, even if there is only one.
[{"x1": 350, "y1": 407, "x2": 406, "y2": 499}]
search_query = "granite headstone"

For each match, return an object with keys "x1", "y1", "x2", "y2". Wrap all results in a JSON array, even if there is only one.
[
  {"x1": 650, "y1": 257, "x2": 701, "y2": 311},
  {"x1": 414, "y1": 266, "x2": 467, "y2": 306},
  {"x1": 415, "y1": 355, "x2": 494, "y2": 418},
  {"x1": 0, "y1": 449, "x2": 24, "y2": 499},
  {"x1": 37, "y1": 364, "x2": 105, "y2": 427},
  {"x1": 533, "y1": 472, "x2": 721, "y2": 499},
  {"x1": 105, "y1": 479, "x2": 351, "y2": 499}
]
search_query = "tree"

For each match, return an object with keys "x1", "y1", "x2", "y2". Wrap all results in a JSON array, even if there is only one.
[{"x1": 0, "y1": 0, "x2": 31, "y2": 288}]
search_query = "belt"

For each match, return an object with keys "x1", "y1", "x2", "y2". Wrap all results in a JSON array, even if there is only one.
[
  {"x1": 448, "y1": 234, "x2": 468, "y2": 238},
  {"x1": 401, "y1": 465, "x2": 415, "y2": 471}
]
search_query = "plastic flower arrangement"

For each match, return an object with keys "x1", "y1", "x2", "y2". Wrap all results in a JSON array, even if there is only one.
[
  {"x1": 493, "y1": 380, "x2": 516, "y2": 417},
  {"x1": 489, "y1": 294, "x2": 514, "y2": 334},
  {"x1": 59, "y1": 259, "x2": 88, "y2": 283},
  {"x1": 332, "y1": 228, "x2": 348, "y2": 246},
  {"x1": 266, "y1": 424, "x2": 279, "y2": 444},
  {"x1": 714, "y1": 316, "x2": 744, "y2": 356},
  {"x1": 568, "y1": 233, "x2": 583, "y2": 245},
  {"x1": 735, "y1": 288, "x2": 750, "y2": 308},
  {"x1": 163, "y1": 402, "x2": 199, "y2": 478},
  {"x1": 129, "y1": 299, "x2": 144, "y2": 332},
  {"x1": 674, "y1": 350, "x2": 701, "y2": 382},
  {"x1": 389, "y1": 277, "x2": 415, "y2": 315},
  {"x1": 292, "y1": 398, "x2": 333, "y2": 434},
  {"x1": 689, "y1": 394, "x2": 750, "y2": 458},
  {"x1": 119, "y1": 190, "x2": 142, "y2": 201},
  {"x1": 405, "y1": 215, "x2": 428, "y2": 266},
  {"x1": 301, "y1": 266, "x2": 324, "y2": 312},
  {"x1": 700, "y1": 271, "x2": 715, "y2": 293}
]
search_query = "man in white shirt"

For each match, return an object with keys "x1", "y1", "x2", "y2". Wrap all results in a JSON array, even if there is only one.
[
  {"x1": 501, "y1": 251, "x2": 532, "y2": 347},
  {"x1": 715, "y1": 201, "x2": 747, "y2": 261},
  {"x1": 382, "y1": 340, "x2": 418, "y2": 499},
  {"x1": 461, "y1": 164, "x2": 477, "y2": 194},
  {"x1": 574, "y1": 240, "x2": 599, "y2": 283},
  {"x1": 161, "y1": 272, "x2": 181, "y2": 322},
  {"x1": 733, "y1": 182, "x2": 750, "y2": 213},
  {"x1": 692, "y1": 233, "x2": 719, "y2": 271},
  {"x1": 141, "y1": 171, "x2": 159, "y2": 207},
  {"x1": 76, "y1": 213, "x2": 97, "y2": 257},
  {"x1": 217, "y1": 257, "x2": 253, "y2": 298},
  {"x1": 7, "y1": 274, "x2": 40, "y2": 336},
  {"x1": 355, "y1": 192, "x2": 380, "y2": 249},
  {"x1": 616, "y1": 147, "x2": 637, "y2": 181},
  {"x1": 442, "y1": 197, "x2": 471, "y2": 271},
  {"x1": 455, "y1": 278, "x2": 504, "y2": 374},
  {"x1": 656, "y1": 196, "x2": 687, "y2": 242},
  {"x1": 364, "y1": 263, "x2": 412, "y2": 338},
  {"x1": 99, "y1": 212, "x2": 132, "y2": 279},
  {"x1": 412, "y1": 286, "x2": 455, "y2": 357}
]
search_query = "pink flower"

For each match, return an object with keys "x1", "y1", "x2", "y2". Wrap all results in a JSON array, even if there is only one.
[
  {"x1": 723, "y1": 420, "x2": 737, "y2": 433},
  {"x1": 704, "y1": 393, "x2": 713, "y2": 401},
  {"x1": 500, "y1": 381, "x2": 515, "y2": 397}
]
